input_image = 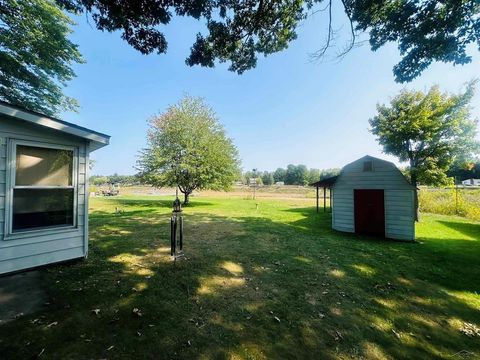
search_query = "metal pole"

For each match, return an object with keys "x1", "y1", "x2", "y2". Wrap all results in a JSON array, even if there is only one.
[
  {"x1": 316, "y1": 186, "x2": 319, "y2": 213},
  {"x1": 179, "y1": 215, "x2": 183, "y2": 250},
  {"x1": 170, "y1": 215, "x2": 175, "y2": 256}
]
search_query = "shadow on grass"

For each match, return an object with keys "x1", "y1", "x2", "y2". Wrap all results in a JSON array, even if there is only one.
[
  {"x1": 0, "y1": 200, "x2": 479, "y2": 359},
  {"x1": 437, "y1": 220, "x2": 480, "y2": 240}
]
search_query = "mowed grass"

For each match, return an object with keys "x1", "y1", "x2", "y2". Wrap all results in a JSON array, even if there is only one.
[{"x1": 0, "y1": 195, "x2": 479, "y2": 359}]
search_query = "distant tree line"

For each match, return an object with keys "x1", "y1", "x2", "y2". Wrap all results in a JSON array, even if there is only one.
[
  {"x1": 242, "y1": 166, "x2": 340, "y2": 186},
  {"x1": 90, "y1": 174, "x2": 140, "y2": 186},
  {"x1": 91, "y1": 159, "x2": 480, "y2": 189},
  {"x1": 447, "y1": 160, "x2": 480, "y2": 182}
]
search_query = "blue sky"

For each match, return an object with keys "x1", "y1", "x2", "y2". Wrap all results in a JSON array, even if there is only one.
[{"x1": 61, "y1": 8, "x2": 480, "y2": 176}]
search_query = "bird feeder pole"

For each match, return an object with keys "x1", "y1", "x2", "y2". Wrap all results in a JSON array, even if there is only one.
[{"x1": 170, "y1": 151, "x2": 185, "y2": 261}]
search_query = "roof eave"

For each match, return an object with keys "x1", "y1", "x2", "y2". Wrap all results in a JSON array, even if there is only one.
[{"x1": 0, "y1": 102, "x2": 110, "y2": 152}]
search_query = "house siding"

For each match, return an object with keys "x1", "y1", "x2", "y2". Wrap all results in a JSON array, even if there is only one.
[
  {"x1": 0, "y1": 116, "x2": 89, "y2": 274},
  {"x1": 0, "y1": 137, "x2": 5, "y2": 238},
  {"x1": 332, "y1": 157, "x2": 415, "y2": 241}
]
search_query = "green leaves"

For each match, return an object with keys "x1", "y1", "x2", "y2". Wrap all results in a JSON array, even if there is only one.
[
  {"x1": 346, "y1": 0, "x2": 480, "y2": 82},
  {"x1": 137, "y1": 96, "x2": 241, "y2": 199},
  {"x1": 0, "y1": 0, "x2": 83, "y2": 116},
  {"x1": 186, "y1": 0, "x2": 306, "y2": 74},
  {"x1": 58, "y1": 0, "x2": 479, "y2": 82},
  {"x1": 369, "y1": 81, "x2": 480, "y2": 187}
]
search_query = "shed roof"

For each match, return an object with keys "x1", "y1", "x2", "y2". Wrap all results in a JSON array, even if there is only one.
[
  {"x1": 0, "y1": 100, "x2": 110, "y2": 151},
  {"x1": 309, "y1": 175, "x2": 339, "y2": 188},
  {"x1": 342, "y1": 155, "x2": 394, "y2": 170},
  {"x1": 334, "y1": 155, "x2": 415, "y2": 190}
]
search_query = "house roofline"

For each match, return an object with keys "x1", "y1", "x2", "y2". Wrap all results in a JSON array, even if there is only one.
[{"x1": 0, "y1": 100, "x2": 110, "y2": 151}]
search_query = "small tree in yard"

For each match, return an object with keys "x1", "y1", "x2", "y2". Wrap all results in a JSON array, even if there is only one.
[
  {"x1": 370, "y1": 81, "x2": 479, "y2": 220},
  {"x1": 137, "y1": 96, "x2": 240, "y2": 205}
]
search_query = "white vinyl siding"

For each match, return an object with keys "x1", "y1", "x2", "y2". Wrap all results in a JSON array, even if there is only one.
[
  {"x1": 332, "y1": 156, "x2": 415, "y2": 241},
  {"x1": 385, "y1": 190, "x2": 415, "y2": 240},
  {"x1": 332, "y1": 189, "x2": 354, "y2": 233},
  {"x1": 0, "y1": 137, "x2": 6, "y2": 239},
  {"x1": 0, "y1": 116, "x2": 89, "y2": 274}
]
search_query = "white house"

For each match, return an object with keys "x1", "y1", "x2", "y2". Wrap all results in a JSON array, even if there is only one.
[
  {"x1": 461, "y1": 178, "x2": 480, "y2": 186},
  {"x1": 0, "y1": 101, "x2": 109, "y2": 274},
  {"x1": 331, "y1": 155, "x2": 415, "y2": 241}
]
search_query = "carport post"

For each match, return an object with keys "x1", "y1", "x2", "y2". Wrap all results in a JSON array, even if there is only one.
[
  {"x1": 316, "y1": 186, "x2": 319, "y2": 213},
  {"x1": 329, "y1": 188, "x2": 332, "y2": 213},
  {"x1": 323, "y1": 187, "x2": 326, "y2": 212}
]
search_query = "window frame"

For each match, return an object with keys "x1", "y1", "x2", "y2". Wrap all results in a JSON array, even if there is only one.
[{"x1": 4, "y1": 139, "x2": 79, "y2": 239}]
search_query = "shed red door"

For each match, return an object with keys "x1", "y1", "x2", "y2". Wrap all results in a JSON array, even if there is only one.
[{"x1": 354, "y1": 189, "x2": 385, "y2": 237}]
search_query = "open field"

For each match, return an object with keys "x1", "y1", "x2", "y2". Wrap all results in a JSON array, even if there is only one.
[
  {"x1": 110, "y1": 185, "x2": 319, "y2": 199},
  {"x1": 419, "y1": 187, "x2": 480, "y2": 221},
  {"x1": 0, "y1": 195, "x2": 479, "y2": 359},
  {"x1": 99, "y1": 185, "x2": 480, "y2": 221}
]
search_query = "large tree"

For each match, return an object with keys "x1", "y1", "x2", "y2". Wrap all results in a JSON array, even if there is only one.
[
  {"x1": 369, "y1": 81, "x2": 479, "y2": 220},
  {"x1": 284, "y1": 164, "x2": 308, "y2": 185},
  {"x1": 0, "y1": 0, "x2": 83, "y2": 116},
  {"x1": 261, "y1": 171, "x2": 274, "y2": 185},
  {"x1": 273, "y1": 168, "x2": 287, "y2": 183},
  {"x1": 58, "y1": 0, "x2": 480, "y2": 82},
  {"x1": 307, "y1": 168, "x2": 320, "y2": 184},
  {"x1": 137, "y1": 96, "x2": 240, "y2": 205}
]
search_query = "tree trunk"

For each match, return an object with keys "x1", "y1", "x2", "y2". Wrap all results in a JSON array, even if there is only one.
[
  {"x1": 183, "y1": 191, "x2": 191, "y2": 205},
  {"x1": 413, "y1": 187, "x2": 420, "y2": 222},
  {"x1": 411, "y1": 173, "x2": 419, "y2": 222}
]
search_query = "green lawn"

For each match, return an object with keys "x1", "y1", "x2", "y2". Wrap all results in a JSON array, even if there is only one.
[{"x1": 0, "y1": 195, "x2": 479, "y2": 359}]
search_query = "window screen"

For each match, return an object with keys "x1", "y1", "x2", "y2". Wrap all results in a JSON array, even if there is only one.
[{"x1": 12, "y1": 144, "x2": 75, "y2": 232}]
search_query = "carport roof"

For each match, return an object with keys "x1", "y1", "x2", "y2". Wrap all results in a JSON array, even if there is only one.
[{"x1": 309, "y1": 175, "x2": 339, "y2": 189}]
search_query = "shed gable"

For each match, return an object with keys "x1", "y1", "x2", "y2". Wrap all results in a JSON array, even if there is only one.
[{"x1": 333, "y1": 156, "x2": 413, "y2": 191}]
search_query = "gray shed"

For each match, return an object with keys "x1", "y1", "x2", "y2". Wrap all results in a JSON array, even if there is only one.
[
  {"x1": 0, "y1": 101, "x2": 109, "y2": 274},
  {"x1": 331, "y1": 155, "x2": 415, "y2": 241}
]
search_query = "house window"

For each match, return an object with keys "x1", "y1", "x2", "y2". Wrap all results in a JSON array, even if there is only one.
[
  {"x1": 8, "y1": 142, "x2": 76, "y2": 233},
  {"x1": 363, "y1": 160, "x2": 373, "y2": 172}
]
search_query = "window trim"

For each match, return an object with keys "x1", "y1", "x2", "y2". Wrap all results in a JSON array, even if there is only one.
[{"x1": 4, "y1": 139, "x2": 79, "y2": 240}]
